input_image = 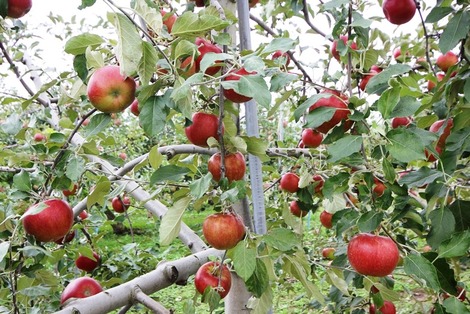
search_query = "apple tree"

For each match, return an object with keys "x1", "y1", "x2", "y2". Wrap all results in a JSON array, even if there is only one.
[{"x1": 0, "y1": 0, "x2": 469, "y2": 313}]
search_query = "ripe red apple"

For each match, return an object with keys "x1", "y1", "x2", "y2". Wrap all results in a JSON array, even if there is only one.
[
  {"x1": 161, "y1": 10, "x2": 177, "y2": 33},
  {"x1": 194, "y1": 0, "x2": 206, "y2": 7},
  {"x1": 223, "y1": 68, "x2": 256, "y2": 103},
  {"x1": 60, "y1": 277, "x2": 103, "y2": 305},
  {"x1": 55, "y1": 230, "x2": 76, "y2": 245},
  {"x1": 370, "y1": 300, "x2": 397, "y2": 314},
  {"x1": 195, "y1": 37, "x2": 223, "y2": 76},
  {"x1": 63, "y1": 183, "x2": 78, "y2": 197},
  {"x1": 393, "y1": 48, "x2": 402, "y2": 60},
  {"x1": 322, "y1": 247, "x2": 336, "y2": 260},
  {"x1": 425, "y1": 145, "x2": 442, "y2": 162},
  {"x1": 6, "y1": 0, "x2": 32, "y2": 18},
  {"x1": 427, "y1": 73, "x2": 445, "y2": 91},
  {"x1": 430, "y1": 118, "x2": 453, "y2": 147},
  {"x1": 313, "y1": 175, "x2": 324, "y2": 194},
  {"x1": 111, "y1": 196, "x2": 130, "y2": 213},
  {"x1": 75, "y1": 252, "x2": 101, "y2": 273},
  {"x1": 185, "y1": 112, "x2": 222, "y2": 147},
  {"x1": 391, "y1": 117, "x2": 413, "y2": 128},
  {"x1": 289, "y1": 200, "x2": 308, "y2": 218},
  {"x1": 79, "y1": 210, "x2": 89, "y2": 220},
  {"x1": 320, "y1": 210, "x2": 333, "y2": 229},
  {"x1": 202, "y1": 212, "x2": 245, "y2": 250},
  {"x1": 279, "y1": 172, "x2": 300, "y2": 193},
  {"x1": 33, "y1": 133, "x2": 45, "y2": 142},
  {"x1": 208, "y1": 151, "x2": 246, "y2": 182},
  {"x1": 119, "y1": 152, "x2": 127, "y2": 160},
  {"x1": 301, "y1": 129, "x2": 323, "y2": 148},
  {"x1": 347, "y1": 233, "x2": 399, "y2": 277},
  {"x1": 443, "y1": 286, "x2": 466, "y2": 302},
  {"x1": 331, "y1": 35, "x2": 358, "y2": 61},
  {"x1": 87, "y1": 65, "x2": 136, "y2": 113},
  {"x1": 272, "y1": 50, "x2": 291, "y2": 67},
  {"x1": 23, "y1": 199, "x2": 74, "y2": 242},
  {"x1": 249, "y1": 0, "x2": 259, "y2": 8},
  {"x1": 308, "y1": 90, "x2": 350, "y2": 134},
  {"x1": 373, "y1": 178, "x2": 386, "y2": 197},
  {"x1": 436, "y1": 51, "x2": 458, "y2": 73},
  {"x1": 130, "y1": 99, "x2": 139, "y2": 116},
  {"x1": 179, "y1": 56, "x2": 197, "y2": 79},
  {"x1": 360, "y1": 66, "x2": 382, "y2": 91},
  {"x1": 382, "y1": 0, "x2": 416, "y2": 25},
  {"x1": 194, "y1": 262, "x2": 231, "y2": 299}
]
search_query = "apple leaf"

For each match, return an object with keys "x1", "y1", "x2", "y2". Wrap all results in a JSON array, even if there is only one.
[
  {"x1": 83, "y1": 113, "x2": 111, "y2": 138},
  {"x1": 1, "y1": 113, "x2": 22, "y2": 135},
  {"x1": 64, "y1": 33, "x2": 104, "y2": 55},
  {"x1": 325, "y1": 268, "x2": 349, "y2": 296},
  {"x1": 108, "y1": 12, "x2": 143, "y2": 77},
  {"x1": 422, "y1": 252, "x2": 457, "y2": 296},
  {"x1": 189, "y1": 173, "x2": 212, "y2": 199},
  {"x1": 66, "y1": 156, "x2": 85, "y2": 182},
  {"x1": 150, "y1": 165, "x2": 190, "y2": 184},
  {"x1": 438, "y1": 230, "x2": 470, "y2": 258},
  {"x1": 148, "y1": 146, "x2": 163, "y2": 169},
  {"x1": 241, "y1": 136, "x2": 269, "y2": 162},
  {"x1": 78, "y1": 0, "x2": 96, "y2": 9},
  {"x1": 13, "y1": 170, "x2": 31, "y2": 192},
  {"x1": 139, "y1": 42, "x2": 159, "y2": 86},
  {"x1": 351, "y1": 12, "x2": 372, "y2": 28},
  {"x1": 390, "y1": 96, "x2": 421, "y2": 118},
  {"x1": 270, "y1": 72, "x2": 298, "y2": 93},
  {"x1": 231, "y1": 242, "x2": 257, "y2": 281},
  {"x1": 293, "y1": 94, "x2": 330, "y2": 121},
  {"x1": 199, "y1": 52, "x2": 232, "y2": 75},
  {"x1": 159, "y1": 196, "x2": 191, "y2": 246},
  {"x1": 449, "y1": 200, "x2": 470, "y2": 231},
  {"x1": 443, "y1": 296, "x2": 470, "y2": 314},
  {"x1": 201, "y1": 286, "x2": 221, "y2": 312},
  {"x1": 171, "y1": 10, "x2": 230, "y2": 37},
  {"x1": 427, "y1": 207, "x2": 455, "y2": 249},
  {"x1": 404, "y1": 254, "x2": 441, "y2": 291},
  {"x1": 366, "y1": 64, "x2": 412, "y2": 95},
  {"x1": 438, "y1": 11, "x2": 470, "y2": 53},
  {"x1": 304, "y1": 106, "x2": 336, "y2": 129},
  {"x1": 134, "y1": 0, "x2": 162, "y2": 36},
  {"x1": 357, "y1": 211, "x2": 384, "y2": 233},
  {"x1": 73, "y1": 54, "x2": 88, "y2": 83},
  {"x1": 0, "y1": 241, "x2": 10, "y2": 264},
  {"x1": 425, "y1": 6, "x2": 454, "y2": 23},
  {"x1": 261, "y1": 37, "x2": 297, "y2": 54},
  {"x1": 87, "y1": 177, "x2": 111, "y2": 208},
  {"x1": 0, "y1": 0, "x2": 7, "y2": 18},
  {"x1": 386, "y1": 128, "x2": 426, "y2": 163},
  {"x1": 221, "y1": 74, "x2": 271, "y2": 108},
  {"x1": 139, "y1": 96, "x2": 169, "y2": 137},
  {"x1": 20, "y1": 203, "x2": 48, "y2": 220},
  {"x1": 377, "y1": 87, "x2": 400, "y2": 119},
  {"x1": 446, "y1": 126, "x2": 470, "y2": 152},
  {"x1": 264, "y1": 228, "x2": 299, "y2": 252},
  {"x1": 327, "y1": 135, "x2": 363, "y2": 162},
  {"x1": 246, "y1": 258, "x2": 270, "y2": 298},
  {"x1": 397, "y1": 167, "x2": 443, "y2": 188},
  {"x1": 249, "y1": 286, "x2": 273, "y2": 314}
]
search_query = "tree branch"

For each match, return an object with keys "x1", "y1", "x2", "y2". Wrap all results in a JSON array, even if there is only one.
[{"x1": 132, "y1": 286, "x2": 171, "y2": 314}]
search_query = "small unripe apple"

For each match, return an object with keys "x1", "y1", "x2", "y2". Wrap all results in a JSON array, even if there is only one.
[
  {"x1": 436, "y1": 51, "x2": 458, "y2": 73},
  {"x1": 119, "y1": 152, "x2": 127, "y2": 160},
  {"x1": 79, "y1": 210, "x2": 89, "y2": 220}
]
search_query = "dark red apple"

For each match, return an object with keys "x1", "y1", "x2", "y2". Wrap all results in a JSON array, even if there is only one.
[
  {"x1": 320, "y1": 210, "x2": 333, "y2": 229},
  {"x1": 360, "y1": 66, "x2": 382, "y2": 91},
  {"x1": 194, "y1": 0, "x2": 207, "y2": 7},
  {"x1": 331, "y1": 35, "x2": 358, "y2": 61},
  {"x1": 370, "y1": 300, "x2": 397, "y2": 314},
  {"x1": 427, "y1": 73, "x2": 445, "y2": 91},
  {"x1": 308, "y1": 90, "x2": 350, "y2": 134},
  {"x1": 279, "y1": 172, "x2": 300, "y2": 193},
  {"x1": 313, "y1": 175, "x2": 324, "y2": 194},
  {"x1": 87, "y1": 65, "x2": 136, "y2": 113},
  {"x1": 443, "y1": 286, "x2": 466, "y2": 302},
  {"x1": 382, "y1": 0, "x2": 416, "y2": 25},
  {"x1": 347, "y1": 233, "x2": 399, "y2": 277},
  {"x1": 161, "y1": 10, "x2": 177, "y2": 33},
  {"x1": 249, "y1": 0, "x2": 259, "y2": 8},
  {"x1": 272, "y1": 50, "x2": 291, "y2": 67},
  {"x1": 184, "y1": 112, "x2": 222, "y2": 147},
  {"x1": 33, "y1": 133, "x2": 45, "y2": 142},
  {"x1": 23, "y1": 199, "x2": 74, "y2": 242},
  {"x1": 202, "y1": 212, "x2": 245, "y2": 250},
  {"x1": 430, "y1": 118, "x2": 453, "y2": 147},
  {"x1": 436, "y1": 51, "x2": 458, "y2": 73},
  {"x1": 322, "y1": 247, "x2": 336, "y2": 260},
  {"x1": 208, "y1": 151, "x2": 246, "y2": 182},
  {"x1": 63, "y1": 183, "x2": 78, "y2": 197},
  {"x1": 60, "y1": 277, "x2": 103, "y2": 305},
  {"x1": 391, "y1": 117, "x2": 413, "y2": 129},
  {"x1": 6, "y1": 0, "x2": 32, "y2": 18},
  {"x1": 111, "y1": 196, "x2": 130, "y2": 213},
  {"x1": 55, "y1": 230, "x2": 76, "y2": 245},
  {"x1": 223, "y1": 68, "x2": 256, "y2": 103},
  {"x1": 301, "y1": 129, "x2": 323, "y2": 148},
  {"x1": 75, "y1": 252, "x2": 101, "y2": 273},
  {"x1": 130, "y1": 98, "x2": 139, "y2": 116},
  {"x1": 289, "y1": 200, "x2": 308, "y2": 218},
  {"x1": 195, "y1": 37, "x2": 223, "y2": 76},
  {"x1": 373, "y1": 178, "x2": 386, "y2": 197},
  {"x1": 194, "y1": 262, "x2": 231, "y2": 299}
]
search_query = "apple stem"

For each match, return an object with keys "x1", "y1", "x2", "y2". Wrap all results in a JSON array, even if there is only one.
[{"x1": 415, "y1": 1, "x2": 437, "y2": 77}]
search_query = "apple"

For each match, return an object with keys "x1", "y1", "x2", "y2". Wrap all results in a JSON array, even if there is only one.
[
  {"x1": 194, "y1": 0, "x2": 206, "y2": 7},
  {"x1": 195, "y1": 37, "x2": 223, "y2": 76},
  {"x1": 87, "y1": 65, "x2": 136, "y2": 113},
  {"x1": 322, "y1": 247, "x2": 336, "y2": 260},
  {"x1": 249, "y1": 0, "x2": 259, "y2": 8},
  {"x1": 313, "y1": 175, "x2": 324, "y2": 194},
  {"x1": 60, "y1": 277, "x2": 103, "y2": 305},
  {"x1": 208, "y1": 152, "x2": 246, "y2": 182},
  {"x1": 308, "y1": 90, "x2": 350, "y2": 134},
  {"x1": 436, "y1": 51, "x2": 458, "y2": 72},
  {"x1": 6, "y1": 0, "x2": 32, "y2": 18},
  {"x1": 119, "y1": 152, "x2": 127, "y2": 160},
  {"x1": 130, "y1": 98, "x2": 139, "y2": 116},
  {"x1": 347, "y1": 233, "x2": 399, "y2": 277},
  {"x1": 391, "y1": 117, "x2": 413, "y2": 128},
  {"x1": 202, "y1": 212, "x2": 245, "y2": 250},
  {"x1": 161, "y1": 10, "x2": 177, "y2": 33},
  {"x1": 289, "y1": 200, "x2": 308, "y2": 218},
  {"x1": 23, "y1": 199, "x2": 74, "y2": 242},
  {"x1": 301, "y1": 129, "x2": 323, "y2": 148},
  {"x1": 382, "y1": 0, "x2": 416, "y2": 25},
  {"x1": 320, "y1": 210, "x2": 333, "y2": 229},
  {"x1": 55, "y1": 230, "x2": 76, "y2": 245},
  {"x1": 427, "y1": 73, "x2": 445, "y2": 91},
  {"x1": 370, "y1": 300, "x2": 397, "y2": 314},
  {"x1": 82, "y1": 118, "x2": 90, "y2": 126},
  {"x1": 331, "y1": 35, "x2": 358, "y2": 61},
  {"x1": 279, "y1": 172, "x2": 300, "y2": 193},
  {"x1": 223, "y1": 68, "x2": 256, "y2": 103},
  {"x1": 360, "y1": 66, "x2": 382, "y2": 91},
  {"x1": 63, "y1": 183, "x2": 78, "y2": 197},
  {"x1": 111, "y1": 196, "x2": 130, "y2": 213},
  {"x1": 179, "y1": 56, "x2": 197, "y2": 79},
  {"x1": 194, "y1": 262, "x2": 231, "y2": 299},
  {"x1": 79, "y1": 210, "x2": 89, "y2": 220},
  {"x1": 425, "y1": 145, "x2": 442, "y2": 162},
  {"x1": 272, "y1": 50, "x2": 291, "y2": 67},
  {"x1": 443, "y1": 286, "x2": 466, "y2": 302},
  {"x1": 373, "y1": 178, "x2": 386, "y2": 197},
  {"x1": 393, "y1": 48, "x2": 402, "y2": 60},
  {"x1": 75, "y1": 252, "x2": 101, "y2": 273},
  {"x1": 298, "y1": 141, "x2": 305, "y2": 148},
  {"x1": 430, "y1": 118, "x2": 453, "y2": 147},
  {"x1": 33, "y1": 133, "x2": 45, "y2": 142},
  {"x1": 185, "y1": 112, "x2": 222, "y2": 147}
]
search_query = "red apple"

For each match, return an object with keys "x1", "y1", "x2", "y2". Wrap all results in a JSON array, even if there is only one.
[
  {"x1": 75, "y1": 251, "x2": 100, "y2": 272},
  {"x1": 6, "y1": 0, "x2": 32, "y2": 18},
  {"x1": 208, "y1": 151, "x2": 246, "y2": 182},
  {"x1": 223, "y1": 68, "x2": 256, "y2": 103},
  {"x1": 308, "y1": 90, "x2": 350, "y2": 134},
  {"x1": 87, "y1": 65, "x2": 136, "y2": 113},
  {"x1": 195, "y1": 37, "x2": 223, "y2": 76},
  {"x1": 373, "y1": 178, "x2": 386, "y2": 197},
  {"x1": 436, "y1": 51, "x2": 458, "y2": 73},
  {"x1": 331, "y1": 35, "x2": 358, "y2": 61},
  {"x1": 382, "y1": 0, "x2": 416, "y2": 25},
  {"x1": 313, "y1": 175, "x2": 324, "y2": 194},
  {"x1": 82, "y1": 118, "x2": 90, "y2": 126},
  {"x1": 301, "y1": 129, "x2": 323, "y2": 148},
  {"x1": 119, "y1": 152, "x2": 127, "y2": 160},
  {"x1": 23, "y1": 199, "x2": 74, "y2": 242},
  {"x1": 55, "y1": 230, "x2": 76, "y2": 245},
  {"x1": 393, "y1": 48, "x2": 402, "y2": 60},
  {"x1": 179, "y1": 56, "x2": 197, "y2": 79},
  {"x1": 370, "y1": 300, "x2": 397, "y2": 314},
  {"x1": 249, "y1": 0, "x2": 259, "y2": 8},
  {"x1": 322, "y1": 247, "x2": 336, "y2": 260},
  {"x1": 320, "y1": 210, "x2": 333, "y2": 229},
  {"x1": 202, "y1": 212, "x2": 245, "y2": 250},
  {"x1": 391, "y1": 117, "x2": 413, "y2": 128},
  {"x1": 60, "y1": 277, "x2": 103, "y2": 305},
  {"x1": 272, "y1": 50, "x2": 291, "y2": 67},
  {"x1": 33, "y1": 133, "x2": 45, "y2": 142},
  {"x1": 161, "y1": 10, "x2": 177, "y2": 33},
  {"x1": 79, "y1": 210, "x2": 89, "y2": 220},
  {"x1": 280, "y1": 172, "x2": 300, "y2": 193},
  {"x1": 430, "y1": 118, "x2": 453, "y2": 147},
  {"x1": 360, "y1": 66, "x2": 382, "y2": 91},
  {"x1": 184, "y1": 112, "x2": 223, "y2": 147},
  {"x1": 63, "y1": 183, "x2": 78, "y2": 197},
  {"x1": 443, "y1": 286, "x2": 466, "y2": 302},
  {"x1": 289, "y1": 200, "x2": 308, "y2": 218},
  {"x1": 194, "y1": 0, "x2": 206, "y2": 7},
  {"x1": 111, "y1": 196, "x2": 130, "y2": 213},
  {"x1": 194, "y1": 262, "x2": 231, "y2": 299},
  {"x1": 347, "y1": 233, "x2": 399, "y2": 277},
  {"x1": 425, "y1": 145, "x2": 442, "y2": 162},
  {"x1": 130, "y1": 98, "x2": 139, "y2": 116},
  {"x1": 427, "y1": 73, "x2": 445, "y2": 91}
]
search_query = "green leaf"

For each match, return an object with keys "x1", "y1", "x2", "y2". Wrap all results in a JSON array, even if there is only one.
[
  {"x1": 251, "y1": 286, "x2": 273, "y2": 314},
  {"x1": 398, "y1": 167, "x2": 443, "y2": 188},
  {"x1": 386, "y1": 128, "x2": 425, "y2": 162},
  {"x1": 159, "y1": 196, "x2": 191, "y2": 245},
  {"x1": 85, "y1": 46, "x2": 104, "y2": 69},
  {"x1": 108, "y1": 12, "x2": 143, "y2": 77},
  {"x1": 221, "y1": 74, "x2": 271, "y2": 108},
  {"x1": 87, "y1": 177, "x2": 111, "y2": 208},
  {"x1": 438, "y1": 230, "x2": 470, "y2": 258},
  {"x1": 201, "y1": 287, "x2": 222, "y2": 312},
  {"x1": 138, "y1": 41, "x2": 159, "y2": 85},
  {"x1": 427, "y1": 207, "x2": 455, "y2": 249},
  {"x1": 270, "y1": 72, "x2": 298, "y2": 92},
  {"x1": 83, "y1": 113, "x2": 111, "y2": 138},
  {"x1": 171, "y1": 11, "x2": 230, "y2": 37},
  {"x1": 64, "y1": 33, "x2": 104, "y2": 55},
  {"x1": 0, "y1": 0, "x2": 7, "y2": 18},
  {"x1": 285, "y1": 253, "x2": 325, "y2": 303},
  {"x1": 148, "y1": 146, "x2": 164, "y2": 169},
  {"x1": 78, "y1": 0, "x2": 96, "y2": 9},
  {"x1": 264, "y1": 228, "x2": 299, "y2": 251},
  {"x1": 232, "y1": 242, "x2": 257, "y2": 281},
  {"x1": 357, "y1": 211, "x2": 384, "y2": 233},
  {"x1": 390, "y1": 96, "x2": 422, "y2": 118},
  {"x1": 325, "y1": 268, "x2": 349, "y2": 296},
  {"x1": 404, "y1": 254, "x2": 441, "y2": 290},
  {"x1": 377, "y1": 87, "x2": 401, "y2": 119},
  {"x1": 438, "y1": 11, "x2": 470, "y2": 53},
  {"x1": 73, "y1": 54, "x2": 88, "y2": 83},
  {"x1": 425, "y1": 6, "x2": 454, "y2": 23},
  {"x1": 66, "y1": 156, "x2": 85, "y2": 182},
  {"x1": 261, "y1": 37, "x2": 297, "y2": 54},
  {"x1": 304, "y1": 107, "x2": 336, "y2": 129},
  {"x1": 189, "y1": 173, "x2": 212, "y2": 199},
  {"x1": 351, "y1": 12, "x2": 372, "y2": 28},
  {"x1": 423, "y1": 252, "x2": 457, "y2": 295},
  {"x1": 327, "y1": 135, "x2": 363, "y2": 162},
  {"x1": 443, "y1": 296, "x2": 470, "y2": 314},
  {"x1": 150, "y1": 165, "x2": 190, "y2": 184},
  {"x1": 446, "y1": 127, "x2": 470, "y2": 152},
  {"x1": 20, "y1": 203, "x2": 48, "y2": 220},
  {"x1": 293, "y1": 94, "x2": 330, "y2": 121},
  {"x1": 139, "y1": 96, "x2": 169, "y2": 137},
  {"x1": 134, "y1": 0, "x2": 162, "y2": 35},
  {"x1": 241, "y1": 136, "x2": 269, "y2": 162},
  {"x1": 449, "y1": 200, "x2": 470, "y2": 231},
  {"x1": 366, "y1": 64, "x2": 412, "y2": 94},
  {"x1": 199, "y1": 52, "x2": 232, "y2": 75},
  {"x1": 1, "y1": 113, "x2": 22, "y2": 135},
  {"x1": 0, "y1": 241, "x2": 10, "y2": 264},
  {"x1": 246, "y1": 258, "x2": 269, "y2": 298},
  {"x1": 13, "y1": 170, "x2": 31, "y2": 192}
]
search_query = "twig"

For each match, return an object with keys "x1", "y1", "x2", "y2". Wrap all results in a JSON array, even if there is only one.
[
  {"x1": 301, "y1": 0, "x2": 327, "y2": 38},
  {"x1": 416, "y1": 1, "x2": 437, "y2": 77}
]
